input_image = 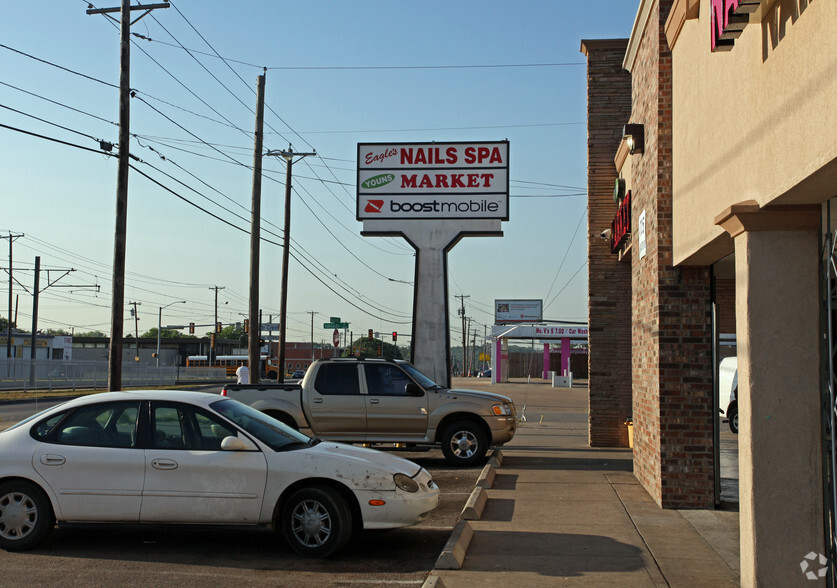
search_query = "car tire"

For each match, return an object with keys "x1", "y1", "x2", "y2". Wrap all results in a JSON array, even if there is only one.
[
  {"x1": 281, "y1": 486, "x2": 352, "y2": 558},
  {"x1": 0, "y1": 480, "x2": 55, "y2": 551},
  {"x1": 728, "y1": 402, "x2": 738, "y2": 434},
  {"x1": 441, "y1": 420, "x2": 488, "y2": 467}
]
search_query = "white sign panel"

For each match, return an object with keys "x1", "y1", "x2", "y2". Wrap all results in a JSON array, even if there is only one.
[
  {"x1": 495, "y1": 299, "x2": 543, "y2": 324},
  {"x1": 357, "y1": 141, "x2": 509, "y2": 220},
  {"x1": 638, "y1": 209, "x2": 647, "y2": 260},
  {"x1": 491, "y1": 324, "x2": 588, "y2": 339}
]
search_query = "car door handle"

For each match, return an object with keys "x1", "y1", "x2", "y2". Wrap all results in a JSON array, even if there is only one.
[
  {"x1": 151, "y1": 458, "x2": 178, "y2": 470},
  {"x1": 313, "y1": 398, "x2": 323, "y2": 404},
  {"x1": 40, "y1": 455, "x2": 66, "y2": 466},
  {"x1": 369, "y1": 399, "x2": 380, "y2": 404}
]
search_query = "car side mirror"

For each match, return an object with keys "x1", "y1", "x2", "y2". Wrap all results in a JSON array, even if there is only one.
[
  {"x1": 405, "y1": 383, "x2": 424, "y2": 397},
  {"x1": 221, "y1": 435, "x2": 258, "y2": 451}
]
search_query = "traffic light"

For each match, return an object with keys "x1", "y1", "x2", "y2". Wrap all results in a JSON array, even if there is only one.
[
  {"x1": 392, "y1": 331, "x2": 397, "y2": 342},
  {"x1": 368, "y1": 329, "x2": 374, "y2": 339},
  {"x1": 210, "y1": 333, "x2": 216, "y2": 347},
  {"x1": 244, "y1": 319, "x2": 249, "y2": 333},
  {"x1": 216, "y1": 322, "x2": 222, "y2": 333},
  {"x1": 377, "y1": 343, "x2": 382, "y2": 357},
  {"x1": 189, "y1": 322, "x2": 195, "y2": 334}
]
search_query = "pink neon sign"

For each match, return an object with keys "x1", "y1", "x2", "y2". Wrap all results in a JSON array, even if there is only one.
[{"x1": 710, "y1": 0, "x2": 759, "y2": 52}]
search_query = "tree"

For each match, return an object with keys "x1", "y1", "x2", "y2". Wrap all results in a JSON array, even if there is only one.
[
  {"x1": 141, "y1": 327, "x2": 196, "y2": 339},
  {"x1": 46, "y1": 328, "x2": 71, "y2": 336},
  {"x1": 344, "y1": 337, "x2": 403, "y2": 361},
  {"x1": 75, "y1": 330, "x2": 107, "y2": 338}
]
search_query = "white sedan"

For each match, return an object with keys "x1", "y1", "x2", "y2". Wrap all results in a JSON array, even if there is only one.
[{"x1": 0, "y1": 390, "x2": 439, "y2": 557}]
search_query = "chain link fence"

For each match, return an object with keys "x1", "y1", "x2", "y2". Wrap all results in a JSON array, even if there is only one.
[{"x1": 0, "y1": 359, "x2": 226, "y2": 392}]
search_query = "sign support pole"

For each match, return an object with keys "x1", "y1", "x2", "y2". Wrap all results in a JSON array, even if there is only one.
[{"x1": 363, "y1": 219, "x2": 501, "y2": 388}]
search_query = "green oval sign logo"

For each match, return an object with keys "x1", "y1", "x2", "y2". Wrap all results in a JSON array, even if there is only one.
[{"x1": 362, "y1": 174, "x2": 395, "y2": 189}]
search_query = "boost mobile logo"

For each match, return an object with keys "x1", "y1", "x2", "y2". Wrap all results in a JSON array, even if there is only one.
[{"x1": 364, "y1": 200, "x2": 384, "y2": 213}]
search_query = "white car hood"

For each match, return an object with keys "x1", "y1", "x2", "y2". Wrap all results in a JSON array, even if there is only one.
[{"x1": 281, "y1": 440, "x2": 422, "y2": 479}]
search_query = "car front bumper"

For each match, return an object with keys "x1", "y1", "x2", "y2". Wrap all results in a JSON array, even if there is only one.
[{"x1": 356, "y1": 469, "x2": 440, "y2": 530}]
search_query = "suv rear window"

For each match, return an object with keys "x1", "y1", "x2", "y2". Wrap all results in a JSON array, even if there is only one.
[{"x1": 314, "y1": 363, "x2": 360, "y2": 395}]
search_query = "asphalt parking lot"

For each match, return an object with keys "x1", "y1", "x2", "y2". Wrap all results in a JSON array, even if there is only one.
[
  {"x1": 0, "y1": 448, "x2": 480, "y2": 587},
  {"x1": 0, "y1": 393, "x2": 481, "y2": 587},
  {"x1": 0, "y1": 380, "x2": 739, "y2": 585}
]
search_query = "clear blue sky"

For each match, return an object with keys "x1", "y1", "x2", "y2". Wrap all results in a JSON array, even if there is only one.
[{"x1": 1, "y1": 1, "x2": 638, "y2": 346}]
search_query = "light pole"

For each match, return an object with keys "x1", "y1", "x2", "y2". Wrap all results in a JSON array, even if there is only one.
[{"x1": 157, "y1": 300, "x2": 186, "y2": 367}]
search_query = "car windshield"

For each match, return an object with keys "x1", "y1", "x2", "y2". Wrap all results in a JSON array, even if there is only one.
[
  {"x1": 210, "y1": 398, "x2": 312, "y2": 451},
  {"x1": 398, "y1": 362, "x2": 440, "y2": 390}
]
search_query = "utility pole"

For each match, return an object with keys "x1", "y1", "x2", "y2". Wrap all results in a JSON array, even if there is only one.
[
  {"x1": 12, "y1": 257, "x2": 97, "y2": 382},
  {"x1": 456, "y1": 295, "x2": 469, "y2": 375},
  {"x1": 129, "y1": 301, "x2": 140, "y2": 362},
  {"x1": 248, "y1": 73, "x2": 266, "y2": 384},
  {"x1": 87, "y1": 0, "x2": 169, "y2": 391},
  {"x1": 307, "y1": 311, "x2": 319, "y2": 362},
  {"x1": 28, "y1": 257, "x2": 40, "y2": 385},
  {"x1": 465, "y1": 317, "x2": 472, "y2": 375},
  {"x1": 1, "y1": 233, "x2": 23, "y2": 359},
  {"x1": 483, "y1": 324, "x2": 488, "y2": 372},
  {"x1": 210, "y1": 285, "x2": 224, "y2": 366},
  {"x1": 472, "y1": 328, "x2": 478, "y2": 376},
  {"x1": 266, "y1": 146, "x2": 316, "y2": 383}
]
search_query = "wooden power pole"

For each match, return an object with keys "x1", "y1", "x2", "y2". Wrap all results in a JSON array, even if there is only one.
[
  {"x1": 248, "y1": 74, "x2": 266, "y2": 383},
  {"x1": 86, "y1": 1, "x2": 169, "y2": 391},
  {"x1": 266, "y1": 147, "x2": 316, "y2": 383}
]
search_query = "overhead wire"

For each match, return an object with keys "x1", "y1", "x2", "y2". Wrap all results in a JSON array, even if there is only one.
[{"x1": 5, "y1": 11, "x2": 590, "y2": 331}]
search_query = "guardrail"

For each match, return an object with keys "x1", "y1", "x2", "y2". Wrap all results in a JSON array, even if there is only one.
[{"x1": 0, "y1": 359, "x2": 227, "y2": 391}]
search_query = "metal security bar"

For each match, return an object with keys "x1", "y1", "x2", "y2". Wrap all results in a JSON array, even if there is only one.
[{"x1": 821, "y1": 202, "x2": 837, "y2": 586}]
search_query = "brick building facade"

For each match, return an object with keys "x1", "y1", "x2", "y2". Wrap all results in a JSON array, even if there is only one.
[
  {"x1": 584, "y1": 0, "x2": 837, "y2": 582},
  {"x1": 584, "y1": 0, "x2": 716, "y2": 510},
  {"x1": 580, "y1": 39, "x2": 633, "y2": 448}
]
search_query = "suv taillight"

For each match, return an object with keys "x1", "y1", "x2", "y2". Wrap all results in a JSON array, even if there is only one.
[{"x1": 220, "y1": 388, "x2": 228, "y2": 396}]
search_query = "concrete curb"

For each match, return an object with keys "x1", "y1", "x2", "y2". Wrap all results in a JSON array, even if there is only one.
[
  {"x1": 488, "y1": 448, "x2": 504, "y2": 467},
  {"x1": 433, "y1": 520, "x2": 474, "y2": 570},
  {"x1": 426, "y1": 448, "x2": 504, "y2": 582},
  {"x1": 460, "y1": 486, "x2": 487, "y2": 520},
  {"x1": 475, "y1": 463, "x2": 496, "y2": 489},
  {"x1": 422, "y1": 574, "x2": 446, "y2": 588}
]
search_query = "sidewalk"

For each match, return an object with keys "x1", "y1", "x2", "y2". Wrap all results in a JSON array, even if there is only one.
[{"x1": 428, "y1": 377, "x2": 739, "y2": 587}]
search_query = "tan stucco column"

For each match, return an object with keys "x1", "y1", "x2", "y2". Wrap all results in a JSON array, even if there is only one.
[{"x1": 716, "y1": 202, "x2": 824, "y2": 587}]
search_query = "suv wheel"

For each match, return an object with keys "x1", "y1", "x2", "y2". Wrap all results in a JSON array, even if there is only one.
[{"x1": 441, "y1": 420, "x2": 488, "y2": 466}]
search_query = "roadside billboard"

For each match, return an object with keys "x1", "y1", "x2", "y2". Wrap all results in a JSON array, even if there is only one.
[
  {"x1": 495, "y1": 299, "x2": 543, "y2": 324},
  {"x1": 357, "y1": 141, "x2": 509, "y2": 220}
]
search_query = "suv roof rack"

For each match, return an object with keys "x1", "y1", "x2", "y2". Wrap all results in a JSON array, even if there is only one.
[{"x1": 313, "y1": 355, "x2": 399, "y2": 363}]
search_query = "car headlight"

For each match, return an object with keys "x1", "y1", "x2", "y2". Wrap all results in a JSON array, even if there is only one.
[
  {"x1": 394, "y1": 473, "x2": 419, "y2": 493},
  {"x1": 491, "y1": 403, "x2": 512, "y2": 416}
]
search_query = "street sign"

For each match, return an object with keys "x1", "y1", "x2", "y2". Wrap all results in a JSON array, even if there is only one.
[
  {"x1": 333, "y1": 329, "x2": 340, "y2": 347},
  {"x1": 330, "y1": 316, "x2": 341, "y2": 323},
  {"x1": 323, "y1": 322, "x2": 349, "y2": 329},
  {"x1": 262, "y1": 335, "x2": 280, "y2": 341},
  {"x1": 260, "y1": 323, "x2": 279, "y2": 331}
]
